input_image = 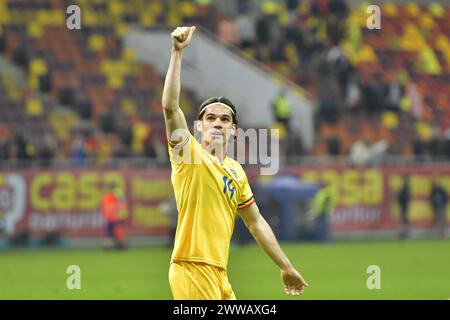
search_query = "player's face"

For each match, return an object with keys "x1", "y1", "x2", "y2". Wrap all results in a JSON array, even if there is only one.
[{"x1": 198, "y1": 104, "x2": 236, "y2": 146}]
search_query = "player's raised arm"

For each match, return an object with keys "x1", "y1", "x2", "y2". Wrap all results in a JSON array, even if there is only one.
[
  {"x1": 162, "y1": 26, "x2": 196, "y2": 146},
  {"x1": 239, "y1": 202, "x2": 309, "y2": 296}
]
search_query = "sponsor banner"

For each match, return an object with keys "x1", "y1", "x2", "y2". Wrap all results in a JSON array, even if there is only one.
[
  {"x1": 293, "y1": 166, "x2": 450, "y2": 231},
  {"x1": 0, "y1": 169, "x2": 174, "y2": 239},
  {"x1": 0, "y1": 166, "x2": 448, "y2": 238}
]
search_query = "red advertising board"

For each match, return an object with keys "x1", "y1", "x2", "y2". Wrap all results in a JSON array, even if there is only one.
[
  {"x1": 293, "y1": 165, "x2": 450, "y2": 232},
  {"x1": 0, "y1": 165, "x2": 449, "y2": 239},
  {"x1": 0, "y1": 169, "x2": 174, "y2": 239}
]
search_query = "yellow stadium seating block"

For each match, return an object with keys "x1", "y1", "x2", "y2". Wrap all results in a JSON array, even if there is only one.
[
  {"x1": 115, "y1": 23, "x2": 129, "y2": 37},
  {"x1": 83, "y1": 10, "x2": 97, "y2": 26},
  {"x1": 349, "y1": 11, "x2": 367, "y2": 28},
  {"x1": 166, "y1": 12, "x2": 181, "y2": 28},
  {"x1": 415, "y1": 122, "x2": 433, "y2": 141},
  {"x1": 358, "y1": 45, "x2": 378, "y2": 63},
  {"x1": 132, "y1": 122, "x2": 150, "y2": 153},
  {"x1": 30, "y1": 59, "x2": 48, "y2": 77},
  {"x1": 36, "y1": 10, "x2": 50, "y2": 24},
  {"x1": 49, "y1": 11, "x2": 65, "y2": 25},
  {"x1": 420, "y1": 14, "x2": 436, "y2": 29},
  {"x1": 89, "y1": 34, "x2": 106, "y2": 51},
  {"x1": 299, "y1": 2, "x2": 310, "y2": 15},
  {"x1": 27, "y1": 23, "x2": 43, "y2": 37},
  {"x1": 26, "y1": 98, "x2": 44, "y2": 117},
  {"x1": 26, "y1": 142, "x2": 35, "y2": 157},
  {"x1": 7, "y1": 88, "x2": 20, "y2": 101},
  {"x1": 406, "y1": 3, "x2": 420, "y2": 17},
  {"x1": 196, "y1": 0, "x2": 212, "y2": 5},
  {"x1": 148, "y1": 1, "x2": 163, "y2": 16},
  {"x1": 122, "y1": 48, "x2": 136, "y2": 62},
  {"x1": 417, "y1": 47, "x2": 442, "y2": 75},
  {"x1": 429, "y1": 2, "x2": 444, "y2": 18},
  {"x1": 383, "y1": 2, "x2": 398, "y2": 17},
  {"x1": 435, "y1": 35, "x2": 450, "y2": 50},
  {"x1": 109, "y1": 0, "x2": 125, "y2": 17},
  {"x1": 107, "y1": 74, "x2": 124, "y2": 89},
  {"x1": 180, "y1": 1, "x2": 197, "y2": 17},
  {"x1": 381, "y1": 112, "x2": 399, "y2": 129},
  {"x1": 400, "y1": 96, "x2": 411, "y2": 112},
  {"x1": 0, "y1": 12, "x2": 6, "y2": 24},
  {"x1": 139, "y1": 13, "x2": 156, "y2": 27},
  {"x1": 101, "y1": 60, "x2": 116, "y2": 75},
  {"x1": 121, "y1": 99, "x2": 137, "y2": 115},
  {"x1": 28, "y1": 75, "x2": 39, "y2": 90},
  {"x1": 262, "y1": 0, "x2": 282, "y2": 15}
]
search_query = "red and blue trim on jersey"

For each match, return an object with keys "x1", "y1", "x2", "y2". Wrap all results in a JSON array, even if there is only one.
[{"x1": 237, "y1": 195, "x2": 255, "y2": 209}]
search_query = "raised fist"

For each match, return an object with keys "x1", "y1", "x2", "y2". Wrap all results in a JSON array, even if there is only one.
[{"x1": 171, "y1": 26, "x2": 196, "y2": 51}]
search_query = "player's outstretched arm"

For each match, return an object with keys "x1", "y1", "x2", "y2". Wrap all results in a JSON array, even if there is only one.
[
  {"x1": 239, "y1": 202, "x2": 309, "y2": 296},
  {"x1": 162, "y1": 26, "x2": 196, "y2": 145}
]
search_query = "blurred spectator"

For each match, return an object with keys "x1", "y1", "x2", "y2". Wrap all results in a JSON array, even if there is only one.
[
  {"x1": 255, "y1": 15, "x2": 271, "y2": 45},
  {"x1": 217, "y1": 16, "x2": 239, "y2": 46},
  {"x1": 361, "y1": 73, "x2": 385, "y2": 114},
  {"x1": 328, "y1": 0, "x2": 348, "y2": 19},
  {"x1": 15, "y1": 134, "x2": 34, "y2": 162},
  {"x1": 326, "y1": 137, "x2": 341, "y2": 156},
  {"x1": 71, "y1": 135, "x2": 87, "y2": 166},
  {"x1": 76, "y1": 98, "x2": 93, "y2": 120},
  {"x1": 429, "y1": 178, "x2": 448, "y2": 239},
  {"x1": 349, "y1": 138, "x2": 371, "y2": 166},
  {"x1": 398, "y1": 176, "x2": 411, "y2": 240},
  {"x1": 412, "y1": 138, "x2": 426, "y2": 162},
  {"x1": 38, "y1": 134, "x2": 56, "y2": 167},
  {"x1": 235, "y1": 5, "x2": 256, "y2": 49},
  {"x1": 58, "y1": 86, "x2": 75, "y2": 106},
  {"x1": 0, "y1": 137, "x2": 12, "y2": 161},
  {"x1": 384, "y1": 71, "x2": 403, "y2": 113},
  {"x1": 271, "y1": 88, "x2": 292, "y2": 132},
  {"x1": 160, "y1": 197, "x2": 178, "y2": 247},
  {"x1": 345, "y1": 71, "x2": 362, "y2": 111},
  {"x1": 311, "y1": 182, "x2": 335, "y2": 242},
  {"x1": 100, "y1": 183, "x2": 128, "y2": 249},
  {"x1": 445, "y1": 128, "x2": 450, "y2": 160},
  {"x1": 327, "y1": 45, "x2": 351, "y2": 95},
  {"x1": 99, "y1": 112, "x2": 116, "y2": 134},
  {"x1": 406, "y1": 82, "x2": 423, "y2": 120},
  {"x1": 143, "y1": 129, "x2": 158, "y2": 159},
  {"x1": 349, "y1": 136, "x2": 390, "y2": 166},
  {"x1": 318, "y1": 75, "x2": 341, "y2": 124}
]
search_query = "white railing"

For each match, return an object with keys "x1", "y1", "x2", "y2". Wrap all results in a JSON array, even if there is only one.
[{"x1": 0, "y1": 155, "x2": 448, "y2": 170}]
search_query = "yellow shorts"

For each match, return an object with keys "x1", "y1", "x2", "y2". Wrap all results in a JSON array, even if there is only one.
[{"x1": 169, "y1": 261, "x2": 236, "y2": 300}]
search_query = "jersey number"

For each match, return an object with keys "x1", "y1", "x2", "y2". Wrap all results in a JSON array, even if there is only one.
[{"x1": 223, "y1": 176, "x2": 235, "y2": 200}]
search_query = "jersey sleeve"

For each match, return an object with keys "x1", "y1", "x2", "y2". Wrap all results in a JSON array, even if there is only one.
[{"x1": 237, "y1": 174, "x2": 255, "y2": 210}]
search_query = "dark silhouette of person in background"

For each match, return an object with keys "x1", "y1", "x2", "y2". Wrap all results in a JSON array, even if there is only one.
[
  {"x1": 398, "y1": 176, "x2": 411, "y2": 240},
  {"x1": 430, "y1": 178, "x2": 448, "y2": 239}
]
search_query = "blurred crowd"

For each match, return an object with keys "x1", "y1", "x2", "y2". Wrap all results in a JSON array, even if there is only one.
[{"x1": 0, "y1": 0, "x2": 449, "y2": 167}]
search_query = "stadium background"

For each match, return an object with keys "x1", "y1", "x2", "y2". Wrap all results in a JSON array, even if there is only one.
[{"x1": 0, "y1": 0, "x2": 449, "y2": 299}]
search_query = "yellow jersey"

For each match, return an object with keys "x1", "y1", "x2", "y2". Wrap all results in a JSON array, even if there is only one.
[{"x1": 169, "y1": 134, "x2": 255, "y2": 269}]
